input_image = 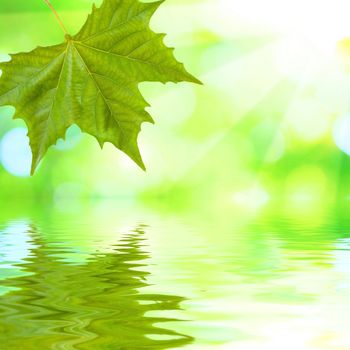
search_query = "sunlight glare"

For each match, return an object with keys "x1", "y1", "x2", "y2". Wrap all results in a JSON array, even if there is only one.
[
  {"x1": 220, "y1": 0, "x2": 350, "y2": 68},
  {"x1": 219, "y1": 0, "x2": 350, "y2": 54}
]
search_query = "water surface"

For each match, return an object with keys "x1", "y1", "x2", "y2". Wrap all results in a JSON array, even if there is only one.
[{"x1": 1, "y1": 208, "x2": 350, "y2": 349}]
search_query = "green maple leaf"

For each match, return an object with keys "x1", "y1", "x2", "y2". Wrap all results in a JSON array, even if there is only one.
[{"x1": 0, "y1": 0, "x2": 200, "y2": 175}]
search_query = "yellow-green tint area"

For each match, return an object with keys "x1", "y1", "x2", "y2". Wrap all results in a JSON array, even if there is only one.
[
  {"x1": 1, "y1": 0, "x2": 350, "y2": 209},
  {"x1": 2, "y1": 0, "x2": 350, "y2": 349},
  {"x1": 2, "y1": 204, "x2": 350, "y2": 349}
]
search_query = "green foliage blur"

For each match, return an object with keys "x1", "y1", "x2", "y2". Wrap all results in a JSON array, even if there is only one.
[{"x1": 1, "y1": 0, "x2": 350, "y2": 217}]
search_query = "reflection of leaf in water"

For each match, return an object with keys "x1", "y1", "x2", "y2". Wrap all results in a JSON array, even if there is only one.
[{"x1": 0, "y1": 224, "x2": 193, "y2": 349}]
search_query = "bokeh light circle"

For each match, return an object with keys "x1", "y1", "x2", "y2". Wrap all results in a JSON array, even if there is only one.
[
  {"x1": 0, "y1": 127, "x2": 32, "y2": 177},
  {"x1": 333, "y1": 114, "x2": 350, "y2": 156}
]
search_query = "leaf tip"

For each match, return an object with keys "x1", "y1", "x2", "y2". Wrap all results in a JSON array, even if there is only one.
[
  {"x1": 30, "y1": 161, "x2": 38, "y2": 176},
  {"x1": 182, "y1": 71, "x2": 203, "y2": 85},
  {"x1": 193, "y1": 76, "x2": 204, "y2": 85},
  {"x1": 139, "y1": 162, "x2": 147, "y2": 172},
  {"x1": 30, "y1": 147, "x2": 44, "y2": 176},
  {"x1": 131, "y1": 150, "x2": 147, "y2": 172}
]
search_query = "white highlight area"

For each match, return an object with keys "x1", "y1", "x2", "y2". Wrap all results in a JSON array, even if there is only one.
[
  {"x1": 219, "y1": 0, "x2": 350, "y2": 53},
  {"x1": 333, "y1": 114, "x2": 350, "y2": 156},
  {"x1": 0, "y1": 127, "x2": 32, "y2": 177}
]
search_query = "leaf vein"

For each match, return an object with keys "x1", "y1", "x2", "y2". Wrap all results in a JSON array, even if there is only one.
[{"x1": 72, "y1": 43, "x2": 125, "y2": 141}]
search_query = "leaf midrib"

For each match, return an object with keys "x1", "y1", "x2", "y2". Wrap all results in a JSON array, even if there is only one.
[
  {"x1": 76, "y1": 41, "x2": 179, "y2": 78},
  {"x1": 71, "y1": 42, "x2": 125, "y2": 141},
  {"x1": 0, "y1": 49, "x2": 66, "y2": 102}
]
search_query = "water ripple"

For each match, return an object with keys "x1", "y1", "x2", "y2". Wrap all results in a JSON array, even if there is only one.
[{"x1": 0, "y1": 224, "x2": 193, "y2": 349}]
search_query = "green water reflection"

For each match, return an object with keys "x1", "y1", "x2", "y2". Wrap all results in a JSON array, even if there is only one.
[
  {"x1": 2, "y1": 206, "x2": 350, "y2": 349},
  {"x1": 0, "y1": 222, "x2": 193, "y2": 349}
]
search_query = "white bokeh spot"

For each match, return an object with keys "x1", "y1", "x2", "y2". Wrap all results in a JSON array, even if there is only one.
[
  {"x1": 0, "y1": 127, "x2": 32, "y2": 177},
  {"x1": 333, "y1": 114, "x2": 350, "y2": 156}
]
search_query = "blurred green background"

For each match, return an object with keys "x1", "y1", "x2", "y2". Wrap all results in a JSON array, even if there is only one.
[
  {"x1": 1, "y1": 0, "x2": 350, "y2": 217},
  {"x1": 4, "y1": 3, "x2": 350, "y2": 349}
]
